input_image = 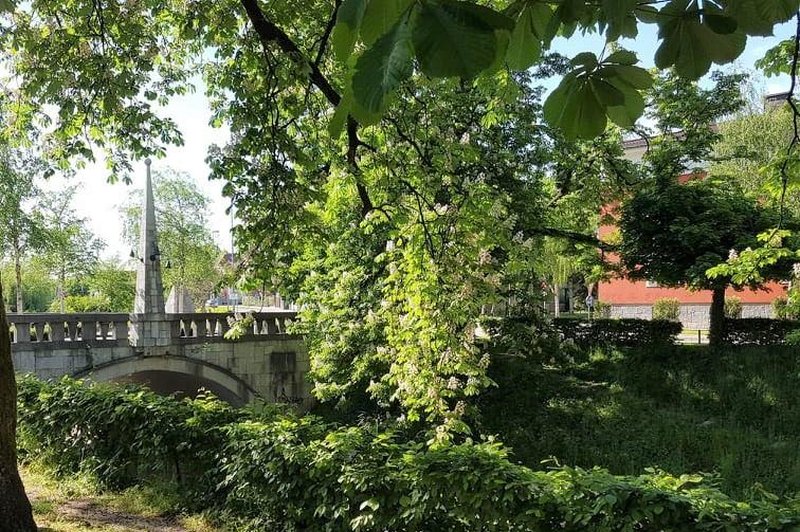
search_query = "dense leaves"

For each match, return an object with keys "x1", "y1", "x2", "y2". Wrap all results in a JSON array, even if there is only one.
[{"x1": 17, "y1": 376, "x2": 800, "y2": 530}]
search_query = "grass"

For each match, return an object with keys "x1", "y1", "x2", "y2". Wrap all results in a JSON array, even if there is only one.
[
  {"x1": 20, "y1": 462, "x2": 218, "y2": 532},
  {"x1": 478, "y1": 344, "x2": 800, "y2": 498}
]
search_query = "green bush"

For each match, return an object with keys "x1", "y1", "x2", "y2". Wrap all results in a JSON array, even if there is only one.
[
  {"x1": 594, "y1": 300, "x2": 611, "y2": 318},
  {"x1": 553, "y1": 318, "x2": 681, "y2": 347},
  {"x1": 724, "y1": 318, "x2": 800, "y2": 345},
  {"x1": 774, "y1": 296, "x2": 800, "y2": 320},
  {"x1": 653, "y1": 297, "x2": 681, "y2": 321},
  {"x1": 725, "y1": 297, "x2": 743, "y2": 319},
  {"x1": 784, "y1": 329, "x2": 800, "y2": 345},
  {"x1": 17, "y1": 376, "x2": 800, "y2": 530}
]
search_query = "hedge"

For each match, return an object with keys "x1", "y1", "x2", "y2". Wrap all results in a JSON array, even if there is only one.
[
  {"x1": 723, "y1": 318, "x2": 800, "y2": 346},
  {"x1": 553, "y1": 318, "x2": 681, "y2": 347},
  {"x1": 17, "y1": 376, "x2": 800, "y2": 530}
]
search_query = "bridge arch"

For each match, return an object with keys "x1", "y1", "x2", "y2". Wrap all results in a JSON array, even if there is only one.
[{"x1": 74, "y1": 355, "x2": 258, "y2": 407}]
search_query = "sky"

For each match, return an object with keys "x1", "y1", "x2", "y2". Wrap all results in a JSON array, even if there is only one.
[{"x1": 49, "y1": 20, "x2": 796, "y2": 262}]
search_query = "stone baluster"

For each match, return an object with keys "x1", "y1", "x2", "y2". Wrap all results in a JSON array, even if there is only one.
[
  {"x1": 266, "y1": 316, "x2": 278, "y2": 335},
  {"x1": 31, "y1": 322, "x2": 42, "y2": 342},
  {"x1": 14, "y1": 322, "x2": 29, "y2": 343},
  {"x1": 76, "y1": 321, "x2": 84, "y2": 341},
  {"x1": 218, "y1": 315, "x2": 231, "y2": 336},
  {"x1": 276, "y1": 316, "x2": 286, "y2": 334},
  {"x1": 170, "y1": 319, "x2": 183, "y2": 339},
  {"x1": 193, "y1": 319, "x2": 206, "y2": 338},
  {"x1": 99, "y1": 321, "x2": 110, "y2": 341},
  {"x1": 50, "y1": 321, "x2": 65, "y2": 343},
  {"x1": 115, "y1": 320, "x2": 130, "y2": 341}
]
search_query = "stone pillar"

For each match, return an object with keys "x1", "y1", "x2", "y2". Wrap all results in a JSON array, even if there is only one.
[{"x1": 129, "y1": 159, "x2": 172, "y2": 350}]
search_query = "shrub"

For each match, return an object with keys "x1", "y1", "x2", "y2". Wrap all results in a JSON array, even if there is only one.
[
  {"x1": 725, "y1": 296, "x2": 743, "y2": 319},
  {"x1": 774, "y1": 295, "x2": 800, "y2": 320},
  {"x1": 553, "y1": 318, "x2": 681, "y2": 347},
  {"x1": 653, "y1": 297, "x2": 681, "y2": 321},
  {"x1": 594, "y1": 300, "x2": 611, "y2": 318},
  {"x1": 16, "y1": 376, "x2": 800, "y2": 530},
  {"x1": 786, "y1": 329, "x2": 800, "y2": 345},
  {"x1": 724, "y1": 318, "x2": 800, "y2": 345}
]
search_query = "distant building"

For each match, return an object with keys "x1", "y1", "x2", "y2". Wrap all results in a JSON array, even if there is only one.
[{"x1": 597, "y1": 112, "x2": 788, "y2": 330}]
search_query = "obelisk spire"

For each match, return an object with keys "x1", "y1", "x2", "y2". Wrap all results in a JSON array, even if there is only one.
[{"x1": 133, "y1": 158, "x2": 166, "y2": 316}]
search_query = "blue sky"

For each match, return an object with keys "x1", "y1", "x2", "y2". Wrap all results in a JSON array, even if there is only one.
[{"x1": 68, "y1": 24, "x2": 795, "y2": 261}]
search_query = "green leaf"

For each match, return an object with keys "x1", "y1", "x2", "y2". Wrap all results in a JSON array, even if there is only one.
[
  {"x1": 605, "y1": 78, "x2": 645, "y2": 128},
  {"x1": 602, "y1": 0, "x2": 639, "y2": 40},
  {"x1": 412, "y1": 0, "x2": 510, "y2": 78},
  {"x1": 0, "y1": 0, "x2": 14, "y2": 12},
  {"x1": 353, "y1": 17, "x2": 414, "y2": 113},
  {"x1": 506, "y1": 3, "x2": 551, "y2": 70},
  {"x1": 331, "y1": 0, "x2": 368, "y2": 60},
  {"x1": 722, "y1": 0, "x2": 800, "y2": 36},
  {"x1": 602, "y1": 64, "x2": 653, "y2": 89},
  {"x1": 544, "y1": 75, "x2": 607, "y2": 140},
  {"x1": 328, "y1": 94, "x2": 351, "y2": 138},
  {"x1": 361, "y1": 0, "x2": 415, "y2": 45},
  {"x1": 654, "y1": 0, "x2": 746, "y2": 79},
  {"x1": 605, "y1": 50, "x2": 638, "y2": 66}
]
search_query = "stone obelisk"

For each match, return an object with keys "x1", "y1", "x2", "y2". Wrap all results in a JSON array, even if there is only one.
[{"x1": 129, "y1": 159, "x2": 172, "y2": 351}]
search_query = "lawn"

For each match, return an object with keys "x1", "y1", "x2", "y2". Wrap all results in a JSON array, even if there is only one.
[{"x1": 478, "y1": 344, "x2": 800, "y2": 498}]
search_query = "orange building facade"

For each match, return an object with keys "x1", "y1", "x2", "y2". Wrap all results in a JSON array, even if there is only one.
[{"x1": 596, "y1": 139, "x2": 788, "y2": 329}]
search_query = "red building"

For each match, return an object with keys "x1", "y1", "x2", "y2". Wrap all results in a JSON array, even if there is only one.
[{"x1": 596, "y1": 138, "x2": 787, "y2": 330}]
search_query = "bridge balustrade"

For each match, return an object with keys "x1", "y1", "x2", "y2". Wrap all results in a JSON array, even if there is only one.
[
  {"x1": 8, "y1": 311, "x2": 298, "y2": 351},
  {"x1": 169, "y1": 312, "x2": 297, "y2": 344},
  {"x1": 7, "y1": 313, "x2": 130, "y2": 348}
]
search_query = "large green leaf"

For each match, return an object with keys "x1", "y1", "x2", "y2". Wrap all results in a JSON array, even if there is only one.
[
  {"x1": 331, "y1": 0, "x2": 367, "y2": 60},
  {"x1": 411, "y1": 0, "x2": 511, "y2": 78},
  {"x1": 361, "y1": 0, "x2": 415, "y2": 45},
  {"x1": 602, "y1": 0, "x2": 639, "y2": 40},
  {"x1": 544, "y1": 50, "x2": 651, "y2": 138},
  {"x1": 353, "y1": 17, "x2": 414, "y2": 113},
  {"x1": 722, "y1": 0, "x2": 800, "y2": 36},
  {"x1": 506, "y1": 3, "x2": 548, "y2": 70},
  {"x1": 654, "y1": 0, "x2": 746, "y2": 79}
]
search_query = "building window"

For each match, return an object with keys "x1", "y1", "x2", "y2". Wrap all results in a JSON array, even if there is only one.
[{"x1": 645, "y1": 280, "x2": 659, "y2": 288}]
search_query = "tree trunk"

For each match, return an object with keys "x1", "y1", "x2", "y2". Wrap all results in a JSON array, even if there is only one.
[
  {"x1": 708, "y1": 285, "x2": 727, "y2": 347},
  {"x1": 0, "y1": 280, "x2": 37, "y2": 531},
  {"x1": 14, "y1": 254, "x2": 23, "y2": 314},
  {"x1": 553, "y1": 284, "x2": 560, "y2": 318}
]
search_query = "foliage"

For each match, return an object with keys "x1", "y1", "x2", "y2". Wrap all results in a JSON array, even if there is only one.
[
  {"x1": 724, "y1": 318, "x2": 800, "y2": 346},
  {"x1": 653, "y1": 297, "x2": 681, "y2": 321},
  {"x1": 725, "y1": 296, "x2": 743, "y2": 319},
  {"x1": 0, "y1": 259, "x2": 56, "y2": 312},
  {"x1": 82, "y1": 262, "x2": 135, "y2": 313},
  {"x1": 594, "y1": 300, "x2": 611, "y2": 318},
  {"x1": 774, "y1": 293, "x2": 800, "y2": 320},
  {"x1": 712, "y1": 105, "x2": 799, "y2": 213},
  {"x1": 552, "y1": 318, "x2": 681, "y2": 347},
  {"x1": 121, "y1": 168, "x2": 225, "y2": 309},
  {"x1": 17, "y1": 376, "x2": 800, "y2": 530},
  {"x1": 38, "y1": 185, "x2": 105, "y2": 313},
  {"x1": 620, "y1": 180, "x2": 780, "y2": 290},
  {"x1": 785, "y1": 329, "x2": 800, "y2": 345},
  {"x1": 49, "y1": 294, "x2": 113, "y2": 313},
  {"x1": 478, "y1": 344, "x2": 800, "y2": 498}
]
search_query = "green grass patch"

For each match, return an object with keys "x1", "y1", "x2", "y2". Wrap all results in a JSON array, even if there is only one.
[{"x1": 478, "y1": 344, "x2": 800, "y2": 498}]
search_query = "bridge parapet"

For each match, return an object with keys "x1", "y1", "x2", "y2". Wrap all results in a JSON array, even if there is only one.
[
  {"x1": 8, "y1": 311, "x2": 299, "y2": 351},
  {"x1": 8, "y1": 313, "x2": 130, "y2": 349},
  {"x1": 169, "y1": 311, "x2": 298, "y2": 343}
]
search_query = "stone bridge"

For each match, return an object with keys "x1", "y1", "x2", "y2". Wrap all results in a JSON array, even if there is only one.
[
  {"x1": 9, "y1": 310, "x2": 307, "y2": 407},
  {"x1": 9, "y1": 160, "x2": 309, "y2": 406}
]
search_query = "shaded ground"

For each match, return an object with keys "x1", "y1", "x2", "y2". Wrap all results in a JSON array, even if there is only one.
[
  {"x1": 477, "y1": 344, "x2": 800, "y2": 497},
  {"x1": 21, "y1": 466, "x2": 215, "y2": 532}
]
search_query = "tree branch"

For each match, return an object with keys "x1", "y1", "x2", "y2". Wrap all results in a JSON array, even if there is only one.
[
  {"x1": 239, "y1": 0, "x2": 376, "y2": 215},
  {"x1": 532, "y1": 226, "x2": 617, "y2": 252}
]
